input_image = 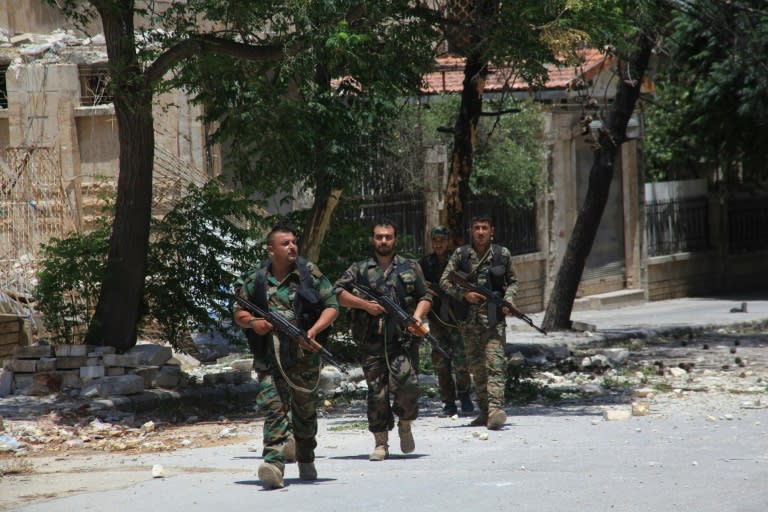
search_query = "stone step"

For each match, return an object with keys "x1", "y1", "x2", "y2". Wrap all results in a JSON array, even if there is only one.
[{"x1": 572, "y1": 288, "x2": 646, "y2": 311}]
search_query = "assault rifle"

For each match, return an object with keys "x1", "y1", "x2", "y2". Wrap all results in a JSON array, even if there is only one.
[
  {"x1": 446, "y1": 271, "x2": 547, "y2": 335},
  {"x1": 231, "y1": 294, "x2": 348, "y2": 374},
  {"x1": 348, "y1": 282, "x2": 449, "y2": 357}
]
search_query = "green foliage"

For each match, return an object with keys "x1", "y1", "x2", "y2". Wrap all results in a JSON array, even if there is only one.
[
  {"x1": 35, "y1": 224, "x2": 109, "y2": 344},
  {"x1": 472, "y1": 100, "x2": 547, "y2": 208},
  {"x1": 644, "y1": 0, "x2": 768, "y2": 184},
  {"x1": 144, "y1": 179, "x2": 268, "y2": 349},
  {"x1": 35, "y1": 179, "x2": 270, "y2": 350}
]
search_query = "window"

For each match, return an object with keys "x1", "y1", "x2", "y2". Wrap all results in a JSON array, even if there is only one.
[{"x1": 79, "y1": 65, "x2": 113, "y2": 106}]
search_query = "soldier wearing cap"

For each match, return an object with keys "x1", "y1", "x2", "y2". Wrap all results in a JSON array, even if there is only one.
[{"x1": 420, "y1": 226, "x2": 474, "y2": 417}]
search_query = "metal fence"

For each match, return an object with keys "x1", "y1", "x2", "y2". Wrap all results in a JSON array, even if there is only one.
[
  {"x1": 645, "y1": 197, "x2": 709, "y2": 256},
  {"x1": 728, "y1": 197, "x2": 768, "y2": 253},
  {"x1": 346, "y1": 193, "x2": 538, "y2": 256}
]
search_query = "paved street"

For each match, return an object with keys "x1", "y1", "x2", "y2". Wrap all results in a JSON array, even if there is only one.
[{"x1": 3, "y1": 292, "x2": 767, "y2": 512}]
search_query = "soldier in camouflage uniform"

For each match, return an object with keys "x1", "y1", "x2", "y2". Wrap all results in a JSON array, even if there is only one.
[
  {"x1": 233, "y1": 222, "x2": 339, "y2": 489},
  {"x1": 420, "y1": 226, "x2": 474, "y2": 417},
  {"x1": 335, "y1": 220, "x2": 432, "y2": 461},
  {"x1": 440, "y1": 215, "x2": 518, "y2": 430}
]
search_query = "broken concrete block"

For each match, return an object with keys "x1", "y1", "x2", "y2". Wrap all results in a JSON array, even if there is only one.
[
  {"x1": 129, "y1": 345, "x2": 173, "y2": 366},
  {"x1": 80, "y1": 374, "x2": 145, "y2": 397}
]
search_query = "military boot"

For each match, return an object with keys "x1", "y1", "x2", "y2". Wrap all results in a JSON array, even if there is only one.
[
  {"x1": 284, "y1": 435, "x2": 296, "y2": 463},
  {"x1": 298, "y1": 462, "x2": 317, "y2": 480},
  {"x1": 459, "y1": 393, "x2": 475, "y2": 415},
  {"x1": 369, "y1": 431, "x2": 389, "y2": 461},
  {"x1": 469, "y1": 412, "x2": 488, "y2": 427},
  {"x1": 487, "y1": 408, "x2": 507, "y2": 430},
  {"x1": 257, "y1": 462, "x2": 284, "y2": 489},
  {"x1": 398, "y1": 420, "x2": 415, "y2": 454},
  {"x1": 440, "y1": 401, "x2": 458, "y2": 417}
]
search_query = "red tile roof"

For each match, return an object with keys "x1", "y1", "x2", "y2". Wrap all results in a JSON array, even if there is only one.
[{"x1": 421, "y1": 49, "x2": 615, "y2": 94}]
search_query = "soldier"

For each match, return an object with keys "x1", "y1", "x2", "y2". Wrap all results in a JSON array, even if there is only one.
[
  {"x1": 233, "y1": 221, "x2": 339, "y2": 489},
  {"x1": 420, "y1": 225, "x2": 474, "y2": 417},
  {"x1": 440, "y1": 215, "x2": 518, "y2": 430},
  {"x1": 335, "y1": 220, "x2": 432, "y2": 461}
]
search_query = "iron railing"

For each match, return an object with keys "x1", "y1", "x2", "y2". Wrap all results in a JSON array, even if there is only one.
[{"x1": 645, "y1": 197, "x2": 709, "y2": 256}]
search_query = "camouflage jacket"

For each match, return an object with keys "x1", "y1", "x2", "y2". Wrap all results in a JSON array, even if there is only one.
[
  {"x1": 334, "y1": 254, "x2": 431, "y2": 343},
  {"x1": 234, "y1": 258, "x2": 338, "y2": 356},
  {"x1": 439, "y1": 244, "x2": 518, "y2": 327}
]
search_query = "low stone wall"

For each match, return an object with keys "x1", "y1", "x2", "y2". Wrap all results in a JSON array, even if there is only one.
[{"x1": 0, "y1": 343, "x2": 185, "y2": 397}]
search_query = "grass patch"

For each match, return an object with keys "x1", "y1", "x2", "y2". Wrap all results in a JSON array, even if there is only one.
[
  {"x1": 0, "y1": 458, "x2": 34, "y2": 476},
  {"x1": 328, "y1": 421, "x2": 369, "y2": 432}
]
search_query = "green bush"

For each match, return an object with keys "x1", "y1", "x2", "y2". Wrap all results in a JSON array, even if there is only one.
[{"x1": 35, "y1": 224, "x2": 109, "y2": 344}]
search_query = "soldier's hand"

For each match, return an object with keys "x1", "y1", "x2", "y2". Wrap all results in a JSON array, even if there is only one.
[
  {"x1": 250, "y1": 318, "x2": 273, "y2": 336},
  {"x1": 301, "y1": 329, "x2": 323, "y2": 353},
  {"x1": 464, "y1": 291, "x2": 485, "y2": 304},
  {"x1": 364, "y1": 301, "x2": 387, "y2": 316}
]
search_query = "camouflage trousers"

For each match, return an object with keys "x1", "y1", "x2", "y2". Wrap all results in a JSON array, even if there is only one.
[
  {"x1": 458, "y1": 322, "x2": 507, "y2": 414},
  {"x1": 361, "y1": 336, "x2": 419, "y2": 433},
  {"x1": 429, "y1": 320, "x2": 471, "y2": 404},
  {"x1": 256, "y1": 353, "x2": 320, "y2": 473}
]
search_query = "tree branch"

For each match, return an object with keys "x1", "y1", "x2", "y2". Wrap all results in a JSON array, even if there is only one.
[{"x1": 144, "y1": 35, "x2": 288, "y2": 85}]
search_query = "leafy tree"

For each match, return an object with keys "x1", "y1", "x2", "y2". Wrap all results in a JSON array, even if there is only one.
[
  {"x1": 542, "y1": 2, "x2": 664, "y2": 330},
  {"x1": 644, "y1": 0, "x2": 768, "y2": 185},
  {"x1": 45, "y1": 1, "x2": 437, "y2": 350}
]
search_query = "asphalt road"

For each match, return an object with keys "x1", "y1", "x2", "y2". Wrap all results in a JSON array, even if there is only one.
[{"x1": 5, "y1": 292, "x2": 768, "y2": 511}]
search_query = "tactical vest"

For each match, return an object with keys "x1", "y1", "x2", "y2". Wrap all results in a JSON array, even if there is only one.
[
  {"x1": 351, "y1": 258, "x2": 414, "y2": 343},
  {"x1": 458, "y1": 244, "x2": 508, "y2": 323},
  {"x1": 243, "y1": 257, "x2": 328, "y2": 361}
]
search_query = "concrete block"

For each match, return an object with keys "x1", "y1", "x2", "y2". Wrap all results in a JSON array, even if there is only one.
[
  {"x1": 129, "y1": 345, "x2": 173, "y2": 366},
  {"x1": 55, "y1": 345, "x2": 91, "y2": 357},
  {"x1": 60, "y1": 370, "x2": 81, "y2": 388},
  {"x1": 132, "y1": 367, "x2": 158, "y2": 388},
  {"x1": 102, "y1": 353, "x2": 141, "y2": 367},
  {"x1": 36, "y1": 357, "x2": 57, "y2": 372},
  {"x1": 0, "y1": 369, "x2": 13, "y2": 396},
  {"x1": 7, "y1": 359, "x2": 37, "y2": 372},
  {"x1": 86, "y1": 357, "x2": 101, "y2": 366},
  {"x1": 153, "y1": 373, "x2": 180, "y2": 388},
  {"x1": 106, "y1": 366, "x2": 125, "y2": 376},
  {"x1": 80, "y1": 374, "x2": 145, "y2": 397},
  {"x1": 14, "y1": 344, "x2": 53, "y2": 358},
  {"x1": 80, "y1": 366, "x2": 106, "y2": 379},
  {"x1": 14, "y1": 373, "x2": 33, "y2": 390},
  {"x1": 56, "y1": 356, "x2": 88, "y2": 369},
  {"x1": 89, "y1": 346, "x2": 116, "y2": 355}
]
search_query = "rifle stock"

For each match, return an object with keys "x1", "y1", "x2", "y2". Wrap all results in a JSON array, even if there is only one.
[
  {"x1": 231, "y1": 294, "x2": 348, "y2": 373},
  {"x1": 348, "y1": 282, "x2": 449, "y2": 357},
  {"x1": 446, "y1": 271, "x2": 547, "y2": 335}
]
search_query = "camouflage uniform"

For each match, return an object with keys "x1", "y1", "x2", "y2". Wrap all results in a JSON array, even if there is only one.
[
  {"x1": 334, "y1": 255, "x2": 431, "y2": 433},
  {"x1": 439, "y1": 245, "x2": 518, "y2": 418},
  {"x1": 234, "y1": 260, "x2": 338, "y2": 474},
  {"x1": 419, "y1": 252, "x2": 471, "y2": 408}
]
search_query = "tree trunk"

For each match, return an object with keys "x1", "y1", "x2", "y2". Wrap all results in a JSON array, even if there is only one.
[
  {"x1": 86, "y1": 3, "x2": 154, "y2": 351},
  {"x1": 441, "y1": 53, "x2": 486, "y2": 247},
  {"x1": 542, "y1": 35, "x2": 655, "y2": 331},
  {"x1": 302, "y1": 182, "x2": 343, "y2": 263}
]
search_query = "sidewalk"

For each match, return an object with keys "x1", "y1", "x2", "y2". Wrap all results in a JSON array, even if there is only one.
[{"x1": 508, "y1": 290, "x2": 768, "y2": 348}]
